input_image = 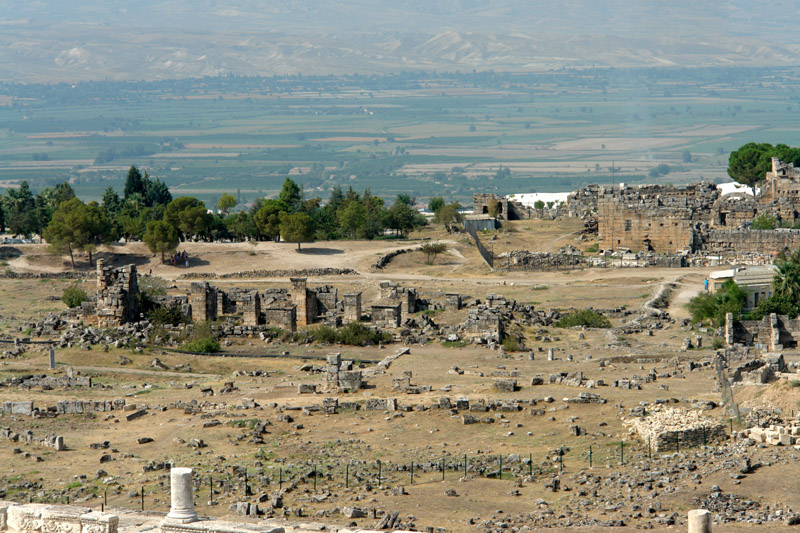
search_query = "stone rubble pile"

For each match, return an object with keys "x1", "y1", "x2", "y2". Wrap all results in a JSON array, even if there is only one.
[
  {"x1": 1, "y1": 426, "x2": 64, "y2": 451},
  {"x1": 744, "y1": 422, "x2": 800, "y2": 446}
]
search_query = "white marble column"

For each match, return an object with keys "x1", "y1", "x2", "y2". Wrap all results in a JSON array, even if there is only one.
[{"x1": 165, "y1": 467, "x2": 199, "y2": 523}]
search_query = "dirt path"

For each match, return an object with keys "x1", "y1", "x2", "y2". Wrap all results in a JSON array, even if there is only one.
[{"x1": 668, "y1": 271, "x2": 709, "y2": 320}]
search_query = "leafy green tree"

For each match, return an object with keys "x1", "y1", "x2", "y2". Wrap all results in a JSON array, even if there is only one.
[
  {"x1": 254, "y1": 200, "x2": 288, "y2": 241},
  {"x1": 556, "y1": 309, "x2": 612, "y2": 328},
  {"x1": 433, "y1": 202, "x2": 462, "y2": 227},
  {"x1": 164, "y1": 197, "x2": 211, "y2": 240},
  {"x1": 386, "y1": 194, "x2": 424, "y2": 237},
  {"x1": 217, "y1": 193, "x2": 237, "y2": 215},
  {"x1": 117, "y1": 213, "x2": 148, "y2": 241},
  {"x1": 38, "y1": 182, "x2": 75, "y2": 211},
  {"x1": 428, "y1": 197, "x2": 445, "y2": 214},
  {"x1": 223, "y1": 212, "x2": 257, "y2": 241},
  {"x1": 80, "y1": 202, "x2": 114, "y2": 264},
  {"x1": 728, "y1": 143, "x2": 773, "y2": 197},
  {"x1": 43, "y1": 198, "x2": 112, "y2": 267},
  {"x1": 748, "y1": 249, "x2": 800, "y2": 319},
  {"x1": 361, "y1": 191, "x2": 386, "y2": 239},
  {"x1": 278, "y1": 177, "x2": 302, "y2": 212},
  {"x1": 143, "y1": 220, "x2": 179, "y2": 262},
  {"x1": 421, "y1": 242, "x2": 448, "y2": 264},
  {"x1": 338, "y1": 200, "x2": 366, "y2": 239},
  {"x1": 687, "y1": 280, "x2": 747, "y2": 326},
  {"x1": 280, "y1": 212, "x2": 315, "y2": 251},
  {"x1": 533, "y1": 199, "x2": 545, "y2": 211}
]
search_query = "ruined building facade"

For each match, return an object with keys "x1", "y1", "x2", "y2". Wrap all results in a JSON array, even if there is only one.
[{"x1": 475, "y1": 158, "x2": 800, "y2": 255}]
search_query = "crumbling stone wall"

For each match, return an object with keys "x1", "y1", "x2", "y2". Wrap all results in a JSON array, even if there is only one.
[
  {"x1": 95, "y1": 261, "x2": 140, "y2": 327},
  {"x1": 379, "y1": 281, "x2": 417, "y2": 316},
  {"x1": 462, "y1": 306, "x2": 504, "y2": 341},
  {"x1": 190, "y1": 282, "x2": 217, "y2": 322},
  {"x1": 699, "y1": 229, "x2": 800, "y2": 254},
  {"x1": 314, "y1": 286, "x2": 338, "y2": 315},
  {"x1": 501, "y1": 250, "x2": 584, "y2": 270},
  {"x1": 625, "y1": 407, "x2": 727, "y2": 451},
  {"x1": 473, "y1": 193, "x2": 510, "y2": 220},
  {"x1": 343, "y1": 293, "x2": 362, "y2": 322},
  {"x1": 731, "y1": 313, "x2": 800, "y2": 350},
  {"x1": 291, "y1": 277, "x2": 317, "y2": 326},
  {"x1": 217, "y1": 288, "x2": 261, "y2": 325},
  {"x1": 372, "y1": 303, "x2": 401, "y2": 328},
  {"x1": 763, "y1": 157, "x2": 800, "y2": 207},
  {"x1": 263, "y1": 307, "x2": 296, "y2": 332}
]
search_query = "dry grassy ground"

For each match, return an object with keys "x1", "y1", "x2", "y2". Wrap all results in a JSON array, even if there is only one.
[{"x1": 0, "y1": 220, "x2": 793, "y2": 531}]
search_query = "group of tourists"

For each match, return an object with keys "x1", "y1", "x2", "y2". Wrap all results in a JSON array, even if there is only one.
[{"x1": 170, "y1": 250, "x2": 189, "y2": 267}]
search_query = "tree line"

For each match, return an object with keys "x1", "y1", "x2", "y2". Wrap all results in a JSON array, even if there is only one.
[{"x1": 0, "y1": 166, "x2": 442, "y2": 268}]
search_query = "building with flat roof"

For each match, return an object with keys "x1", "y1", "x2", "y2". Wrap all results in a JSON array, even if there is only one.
[{"x1": 709, "y1": 264, "x2": 777, "y2": 311}]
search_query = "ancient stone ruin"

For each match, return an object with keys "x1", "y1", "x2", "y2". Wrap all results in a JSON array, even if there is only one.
[
  {"x1": 94, "y1": 260, "x2": 139, "y2": 328},
  {"x1": 625, "y1": 407, "x2": 727, "y2": 452}
]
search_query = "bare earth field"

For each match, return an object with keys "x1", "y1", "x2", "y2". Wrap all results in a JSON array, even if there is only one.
[{"x1": 0, "y1": 221, "x2": 793, "y2": 531}]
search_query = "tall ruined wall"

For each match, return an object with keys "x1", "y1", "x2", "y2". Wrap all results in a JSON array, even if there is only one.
[
  {"x1": 473, "y1": 193, "x2": 509, "y2": 220},
  {"x1": 763, "y1": 157, "x2": 800, "y2": 205},
  {"x1": 95, "y1": 262, "x2": 139, "y2": 327},
  {"x1": 596, "y1": 182, "x2": 718, "y2": 253}
]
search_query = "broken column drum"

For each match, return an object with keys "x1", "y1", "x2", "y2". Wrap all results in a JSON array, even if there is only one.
[
  {"x1": 166, "y1": 467, "x2": 199, "y2": 523},
  {"x1": 688, "y1": 509, "x2": 711, "y2": 533}
]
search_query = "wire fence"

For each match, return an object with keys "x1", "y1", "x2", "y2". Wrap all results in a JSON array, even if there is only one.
[{"x1": 21, "y1": 429, "x2": 746, "y2": 513}]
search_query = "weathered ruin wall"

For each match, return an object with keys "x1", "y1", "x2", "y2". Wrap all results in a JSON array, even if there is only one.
[
  {"x1": 501, "y1": 250, "x2": 584, "y2": 270},
  {"x1": 597, "y1": 202, "x2": 698, "y2": 252},
  {"x1": 372, "y1": 304, "x2": 401, "y2": 329},
  {"x1": 263, "y1": 307, "x2": 296, "y2": 332},
  {"x1": 700, "y1": 229, "x2": 800, "y2": 254},
  {"x1": 473, "y1": 193, "x2": 509, "y2": 220},
  {"x1": 625, "y1": 407, "x2": 727, "y2": 452},
  {"x1": 372, "y1": 248, "x2": 414, "y2": 270},
  {"x1": 95, "y1": 263, "x2": 140, "y2": 328}
]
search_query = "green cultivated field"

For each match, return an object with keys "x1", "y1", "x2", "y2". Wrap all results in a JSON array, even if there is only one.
[{"x1": 1, "y1": 68, "x2": 800, "y2": 205}]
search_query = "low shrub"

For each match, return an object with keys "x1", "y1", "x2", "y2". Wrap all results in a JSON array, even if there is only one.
[
  {"x1": 147, "y1": 303, "x2": 189, "y2": 326},
  {"x1": 181, "y1": 321, "x2": 220, "y2": 352},
  {"x1": 502, "y1": 335, "x2": 523, "y2": 352},
  {"x1": 556, "y1": 308, "x2": 612, "y2": 328},
  {"x1": 62, "y1": 286, "x2": 88, "y2": 308},
  {"x1": 182, "y1": 337, "x2": 221, "y2": 353},
  {"x1": 306, "y1": 322, "x2": 391, "y2": 346}
]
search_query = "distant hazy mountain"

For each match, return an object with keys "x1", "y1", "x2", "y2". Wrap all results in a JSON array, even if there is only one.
[{"x1": 2, "y1": 0, "x2": 800, "y2": 82}]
